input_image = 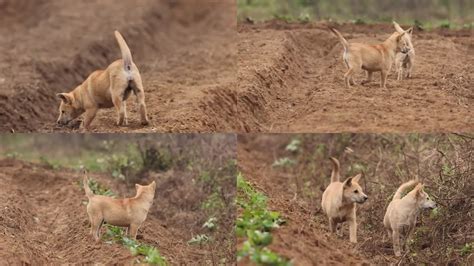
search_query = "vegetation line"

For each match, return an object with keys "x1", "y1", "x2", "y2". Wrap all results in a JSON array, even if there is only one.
[{"x1": 236, "y1": 173, "x2": 290, "y2": 265}]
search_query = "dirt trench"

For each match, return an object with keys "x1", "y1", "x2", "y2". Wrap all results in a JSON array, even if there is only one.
[
  {"x1": 0, "y1": 0, "x2": 237, "y2": 133},
  {"x1": 237, "y1": 21, "x2": 473, "y2": 133},
  {"x1": 0, "y1": 159, "x2": 228, "y2": 264}
]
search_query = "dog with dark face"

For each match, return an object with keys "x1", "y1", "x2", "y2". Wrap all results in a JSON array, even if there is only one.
[
  {"x1": 321, "y1": 157, "x2": 368, "y2": 243},
  {"x1": 330, "y1": 27, "x2": 412, "y2": 89},
  {"x1": 56, "y1": 31, "x2": 149, "y2": 130},
  {"x1": 393, "y1": 21, "x2": 415, "y2": 80},
  {"x1": 384, "y1": 180, "x2": 436, "y2": 256}
]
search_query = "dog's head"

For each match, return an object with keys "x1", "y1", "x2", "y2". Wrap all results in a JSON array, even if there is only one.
[
  {"x1": 393, "y1": 21, "x2": 414, "y2": 54},
  {"x1": 343, "y1": 174, "x2": 368, "y2": 204},
  {"x1": 56, "y1": 93, "x2": 83, "y2": 126},
  {"x1": 414, "y1": 183, "x2": 436, "y2": 209},
  {"x1": 135, "y1": 181, "x2": 156, "y2": 197}
]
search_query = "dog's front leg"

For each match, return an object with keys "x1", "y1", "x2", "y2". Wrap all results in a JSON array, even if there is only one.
[
  {"x1": 82, "y1": 108, "x2": 98, "y2": 131},
  {"x1": 329, "y1": 218, "x2": 336, "y2": 233},
  {"x1": 381, "y1": 70, "x2": 389, "y2": 89},
  {"x1": 362, "y1": 71, "x2": 373, "y2": 84},
  {"x1": 349, "y1": 218, "x2": 357, "y2": 243},
  {"x1": 129, "y1": 223, "x2": 140, "y2": 240}
]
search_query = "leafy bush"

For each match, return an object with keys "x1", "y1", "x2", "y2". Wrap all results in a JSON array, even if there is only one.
[{"x1": 236, "y1": 173, "x2": 290, "y2": 265}]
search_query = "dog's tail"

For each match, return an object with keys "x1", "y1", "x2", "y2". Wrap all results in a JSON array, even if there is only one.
[
  {"x1": 329, "y1": 28, "x2": 349, "y2": 52},
  {"x1": 114, "y1": 31, "x2": 133, "y2": 72},
  {"x1": 83, "y1": 170, "x2": 94, "y2": 198},
  {"x1": 393, "y1": 180, "x2": 418, "y2": 200},
  {"x1": 329, "y1": 157, "x2": 340, "y2": 183}
]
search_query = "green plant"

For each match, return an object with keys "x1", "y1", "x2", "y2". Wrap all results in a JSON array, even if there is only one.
[
  {"x1": 188, "y1": 234, "x2": 210, "y2": 245},
  {"x1": 236, "y1": 173, "x2": 290, "y2": 265},
  {"x1": 285, "y1": 139, "x2": 301, "y2": 152},
  {"x1": 272, "y1": 157, "x2": 296, "y2": 168},
  {"x1": 85, "y1": 178, "x2": 115, "y2": 197},
  {"x1": 202, "y1": 217, "x2": 218, "y2": 230},
  {"x1": 460, "y1": 242, "x2": 473, "y2": 256},
  {"x1": 103, "y1": 225, "x2": 167, "y2": 265}
]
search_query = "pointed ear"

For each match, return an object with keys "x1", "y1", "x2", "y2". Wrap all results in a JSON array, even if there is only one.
[
  {"x1": 406, "y1": 27, "x2": 413, "y2": 35},
  {"x1": 414, "y1": 183, "x2": 424, "y2": 197},
  {"x1": 393, "y1": 21, "x2": 404, "y2": 33},
  {"x1": 344, "y1": 177, "x2": 353, "y2": 187},
  {"x1": 56, "y1": 93, "x2": 73, "y2": 104},
  {"x1": 352, "y1": 174, "x2": 362, "y2": 183},
  {"x1": 135, "y1": 184, "x2": 140, "y2": 190},
  {"x1": 397, "y1": 32, "x2": 406, "y2": 41}
]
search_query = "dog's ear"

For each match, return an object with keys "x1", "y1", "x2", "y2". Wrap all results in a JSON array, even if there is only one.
[
  {"x1": 396, "y1": 32, "x2": 406, "y2": 42},
  {"x1": 135, "y1": 184, "x2": 141, "y2": 190},
  {"x1": 406, "y1": 27, "x2": 413, "y2": 36},
  {"x1": 56, "y1": 93, "x2": 73, "y2": 104},
  {"x1": 393, "y1": 21, "x2": 404, "y2": 33},
  {"x1": 414, "y1": 183, "x2": 424, "y2": 197},
  {"x1": 352, "y1": 174, "x2": 362, "y2": 183},
  {"x1": 344, "y1": 177, "x2": 353, "y2": 187}
]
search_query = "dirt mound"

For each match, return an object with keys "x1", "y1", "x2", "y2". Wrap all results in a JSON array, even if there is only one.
[
  {"x1": 0, "y1": 159, "x2": 217, "y2": 264},
  {"x1": 238, "y1": 21, "x2": 473, "y2": 132},
  {"x1": 237, "y1": 136, "x2": 369, "y2": 265},
  {"x1": 0, "y1": 0, "x2": 237, "y2": 133}
]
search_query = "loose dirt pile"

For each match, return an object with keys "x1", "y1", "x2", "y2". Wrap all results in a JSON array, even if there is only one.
[
  {"x1": 238, "y1": 21, "x2": 473, "y2": 132},
  {"x1": 0, "y1": 159, "x2": 232, "y2": 264},
  {"x1": 0, "y1": 0, "x2": 236, "y2": 132}
]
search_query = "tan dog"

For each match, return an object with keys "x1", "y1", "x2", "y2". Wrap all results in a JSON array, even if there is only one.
[
  {"x1": 56, "y1": 31, "x2": 149, "y2": 130},
  {"x1": 393, "y1": 21, "x2": 415, "y2": 80},
  {"x1": 383, "y1": 180, "x2": 436, "y2": 256},
  {"x1": 83, "y1": 174, "x2": 156, "y2": 241},
  {"x1": 330, "y1": 27, "x2": 411, "y2": 89},
  {"x1": 321, "y1": 157, "x2": 368, "y2": 243}
]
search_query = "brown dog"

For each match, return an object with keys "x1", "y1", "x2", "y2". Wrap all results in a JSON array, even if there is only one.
[
  {"x1": 393, "y1": 21, "x2": 415, "y2": 80},
  {"x1": 321, "y1": 157, "x2": 368, "y2": 243},
  {"x1": 56, "y1": 31, "x2": 149, "y2": 130},
  {"x1": 330, "y1": 27, "x2": 411, "y2": 89},
  {"x1": 83, "y1": 174, "x2": 156, "y2": 241},
  {"x1": 383, "y1": 180, "x2": 436, "y2": 256}
]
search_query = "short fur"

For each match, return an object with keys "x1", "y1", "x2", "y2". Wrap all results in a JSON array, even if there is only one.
[
  {"x1": 329, "y1": 27, "x2": 411, "y2": 89},
  {"x1": 321, "y1": 157, "x2": 368, "y2": 243},
  {"x1": 383, "y1": 180, "x2": 436, "y2": 256},
  {"x1": 393, "y1": 21, "x2": 415, "y2": 80},
  {"x1": 56, "y1": 31, "x2": 149, "y2": 130},
  {"x1": 83, "y1": 173, "x2": 156, "y2": 241}
]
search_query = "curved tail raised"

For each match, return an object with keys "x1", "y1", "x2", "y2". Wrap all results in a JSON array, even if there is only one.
[
  {"x1": 329, "y1": 157, "x2": 340, "y2": 183},
  {"x1": 114, "y1": 31, "x2": 133, "y2": 72},
  {"x1": 329, "y1": 28, "x2": 349, "y2": 52},
  {"x1": 393, "y1": 180, "x2": 418, "y2": 200}
]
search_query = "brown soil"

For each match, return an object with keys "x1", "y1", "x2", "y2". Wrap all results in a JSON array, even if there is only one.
[
  {"x1": 237, "y1": 135, "x2": 369, "y2": 265},
  {"x1": 0, "y1": 0, "x2": 237, "y2": 133},
  {"x1": 0, "y1": 158, "x2": 233, "y2": 264},
  {"x1": 237, "y1": 20, "x2": 473, "y2": 133}
]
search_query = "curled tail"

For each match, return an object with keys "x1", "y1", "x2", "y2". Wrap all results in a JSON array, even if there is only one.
[
  {"x1": 393, "y1": 180, "x2": 418, "y2": 200},
  {"x1": 329, "y1": 28, "x2": 349, "y2": 52},
  {"x1": 114, "y1": 31, "x2": 133, "y2": 72},
  {"x1": 329, "y1": 157, "x2": 340, "y2": 183},
  {"x1": 83, "y1": 171, "x2": 94, "y2": 198}
]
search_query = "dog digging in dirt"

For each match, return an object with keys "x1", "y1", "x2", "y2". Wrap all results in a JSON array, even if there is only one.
[
  {"x1": 321, "y1": 157, "x2": 368, "y2": 243},
  {"x1": 83, "y1": 172, "x2": 156, "y2": 241},
  {"x1": 393, "y1": 21, "x2": 415, "y2": 81},
  {"x1": 329, "y1": 27, "x2": 412, "y2": 89},
  {"x1": 56, "y1": 31, "x2": 149, "y2": 130},
  {"x1": 383, "y1": 180, "x2": 436, "y2": 257}
]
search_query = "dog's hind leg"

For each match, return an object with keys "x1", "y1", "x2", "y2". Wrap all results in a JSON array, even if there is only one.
[
  {"x1": 131, "y1": 76, "x2": 149, "y2": 126},
  {"x1": 90, "y1": 216, "x2": 104, "y2": 241},
  {"x1": 112, "y1": 95, "x2": 126, "y2": 126},
  {"x1": 329, "y1": 218, "x2": 336, "y2": 233},
  {"x1": 344, "y1": 68, "x2": 355, "y2": 89},
  {"x1": 122, "y1": 101, "x2": 128, "y2": 125},
  {"x1": 392, "y1": 229, "x2": 402, "y2": 256}
]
